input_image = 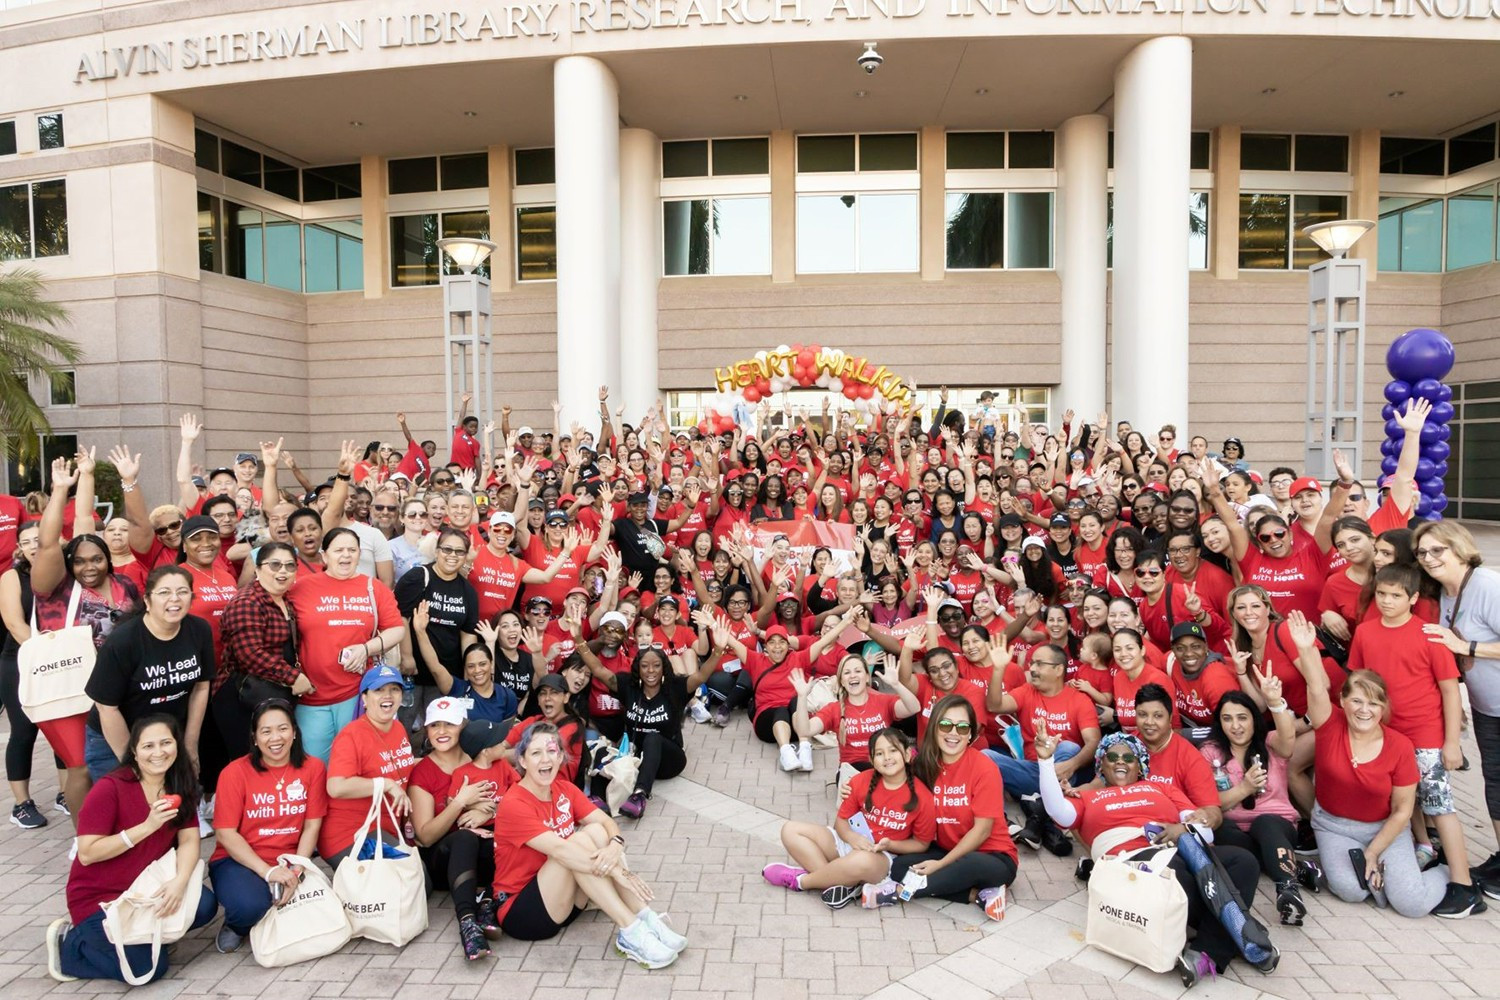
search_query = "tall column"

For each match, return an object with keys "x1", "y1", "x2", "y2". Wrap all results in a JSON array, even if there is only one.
[
  {"x1": 619, "y1": 127, "x2": 661, "y2": 422},
  {"x1": 554, "y1": 56, "x2": 621, "y2": 425},
  {"x1": 1056, "y1": 114, "x2": 1108, "y2": 420},
  {"x1": 1111, "y1": 37, "x2": 1192, "y2": 434}
]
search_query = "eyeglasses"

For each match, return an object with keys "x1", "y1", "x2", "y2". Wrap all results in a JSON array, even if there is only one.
[
  {"x1": 151, "y1": 588, "x2": 193, "y2": 600},
  {"x1": 261, "y1": 560, "x2": 297, "y2": 574},
  {"x1": 1270, "y1": 477, "x2": 1294, "y2": 488},
  {"x1": 1257, "y1": 529, "x2": 1288, "y2": 543},
  {"x1": 405, "y1": 512, "x2": 426, "y2": 519},
  {"x1": 432, "y1": 477, "x2": 454, "y2": 486},
  {"x1": 1347, "y1": 494, "x2": 1365, "y2": 502},
  {"x1": 1169, "y1": 505, "x2": 1196, "y2": 516},
  {"x1": 1031, "y1": 658, "x2": 1065, "y2": 669},
  {"x1": 372, "y1": 504, "x2": 398, "y2": 512},
  {"x1": 1103, "y1": 751, "x2": 1139, "y2": 764},
  {"x1": 1166, "y1": 545, "x2": 1196, "y2": 556},
  {"x1": 935, "y1": 719, "x2": 973, "y2": 733},
  {"x1": 153, "y1": 520, "x2": 183, "y2": 535},
  {"x1": 727, "y1": 598, "x2": 750, "y2": 607},
  {"x1": 437, "y1": 546, "x2": 468, "y2": 556},
  {"x1": 937, "y1": 612, "x2": 964, "y2": 623},
  {"x1": 1137, "y1": 568, "x2": 1163, "y2": 577},
  {"x1": 1415, "y1": 545, "x2": 1449, "y2": 562}
]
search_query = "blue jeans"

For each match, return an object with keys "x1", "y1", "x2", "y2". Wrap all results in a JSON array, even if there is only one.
[
  {"x1": 209, "y1": 857, "x2": 275, "y2": 934},
  {"x1": 985, "y1": 741, "x2": 1082, "y2": 799},
  {"x1": 296, "y1": 697, "x2": 359, "y2": 764},
  {"x1": 84, "y1": 726, "x2": 120, "y2": 783},
  {"x1": 60, "y1": 887, "x2": 218, "y2": 983}
]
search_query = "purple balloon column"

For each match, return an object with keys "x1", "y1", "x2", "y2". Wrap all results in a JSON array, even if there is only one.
[{"x1": 1381, "y1": 328, "x2": 1456, "y2": 520}]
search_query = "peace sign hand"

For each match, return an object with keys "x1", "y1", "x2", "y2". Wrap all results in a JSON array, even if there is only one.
[
  {"x1": 1251, "y1": 662, "x2": 1283, "y2": 704},
  {"x1": 1182, "y1": 583, "x2": 1202, "y2": 617}
]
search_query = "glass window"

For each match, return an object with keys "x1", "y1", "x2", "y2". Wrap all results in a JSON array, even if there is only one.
[
  {"x1": 225, "y1": 202, "x2": 263, "y2": 282},
  {"x1": 47, "y1": 370, "x2": 76, "y2": 407},
  {"x1": 304, "y1": 220, "x2": 363, "y2": 293},
  {"x1": 36, "y1": 113, "x2": 63, "y2": 151},
  {"x1": 1190, "y1": 131, "x2": 1211, "y2": 171},
  {"x1": 0, "y1": 183, "x2": 31, "y2": 260},
  {"x1": 390, "y1": 213, "x2": 437, "y2": 287},
  {"x1": 0, "y1": 121, "x2": 15, "y2": 157},
  {"x1": 946, "y1": 132, "x2": 1005, "y2": 170},
  {"x1": 221, "y1": 140, "x2": 261, "y2": 188},
  {"x1": 1006, "y1": 192, "x2": 1052, "y2": 268},
  {"x1": 302, "y1": 163, "x2": 361, "y2": 201},
  {"x1": 1449, "y1": 124, "x2": 1497, "y2": 175},
  {"x1": 262, "y1": 157, "x2": 300, "y2": 200},
  {"x1": 858, "y1": 193, "x2": 917, "y2": 271},
  {"x1": 859, "y1": 133, "x2": 918, "y2": 171},
  {"x1": 516, "y1": 205, "x2": 556, "y2": 281},
  {"x1": 946, "y1": 193, "x2": 1003, "y2": 269},
  {"x1": 514, "y1": 148, "x2": 555, "y2": 186},
  {"x1": 663, "y1": 199, "x2": 709, "y2": 275},
  {"x1": 797, "y1": 192, "x2": 917, "y2": 273},
  {"x1": 1378, "y1": 198, "x2": 1442, "y2": 273},
  {"x1": 1447, "y1": 184, "x2": 1496, "y2": 271},
  {"x1": 798, "y1": 135, "x2": 856, "y2": 173},
  {"x1": 440, "y1": 210, "x2": 490, "y2": 277},
  {"x1": 712, "y1": 138, "x2": 769, "y2": 176},
  {"x1": 30, "y1": 179, "x2": 67, "y2": 258},
  {"x1": 388, "y1": 157, "x2": 437, "y2": 195},
  {"x1": 1188, "y1": 192, "x2": 1210, "y2": 270},
  {"x1": 663, "y1": 197, "x2": 770, "y2": 276},
  {"x1": 1291, "y1": 194, "x2": 1349, "y2": 269},
  {"x1": 264, "y1": 214, "x2": 302, "y2": 291},
  {"x1": 440, "y1": 153, "x2": 488, "y2": 191},
  {"x1": 197, "y1": 192, "x2": 221, "y2": 273},
  {"x1": 663, "y1": 140, "x2": 710, "y2": 178},
  {"x1": 796, "y1": 194, "x2": 857, "y2": 271},
  {"x1": 1008, "y1": 132, "x2": 1054, "y2": 169},
  {"x1": 194, "y1": 128, "x2": 218, "y2": 172},
  {"x1": 1241, "y1": 134, "x2": 1291, "y2": 171},
  {"x1": 1380, "y1": 137, "x2": 1445, "y2": 176},
  {"x1": 1238, "y1": 193, "x2": 1290, "y2": 269},
  {"x1": 1294, "y1": 134, "x2": 1348, "y2": 172}
]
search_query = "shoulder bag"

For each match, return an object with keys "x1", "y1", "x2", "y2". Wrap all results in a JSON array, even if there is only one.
[
  {"x1": 250, "y1": 854, "x2": 353, "y2": 967},
  {"x1": 1085, "y1": 838, "x2": 1188, "y2": 974},
  {"x1": 18, "y1": 583, "x2": 96, "y2": 723},
  {"x1": 332, "y1": 779, "x2": 428, "y2": 946},
  {"x1": 99, "y1": 847, "x2": 206, "y2": 986}
]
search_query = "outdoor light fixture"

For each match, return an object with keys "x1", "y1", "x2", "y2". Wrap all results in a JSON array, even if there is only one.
[
  {"x1": 436, "y1": 237, "x2": 497, "y2": 274},
  {"x1": 1302, "y1": 219, "x2": 1374, "y2": 259}
]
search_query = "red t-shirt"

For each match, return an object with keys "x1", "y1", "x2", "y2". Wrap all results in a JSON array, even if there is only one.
[
  {"x1": 0, "y1": 494, "x2": 24, "y2": 574},
  {"x1": 1143, "y1": 733, "x2": 1221, "y2": 809},
  {"x1": 318, "y1": 718, "x2": 415, "y2": 858},
  {"x1": 186, "y1": 561, "x2": 238, "y2": 660},
  {"x1": 1313, "y1": 711, "x2": 1419, "y2": 823},
  {"x1": 1111, "y1": 665, "x2": 1179, "y2": 731},
  {"x1": 1348, "y1": 615, "x2": 1460, "y2": 748},
  {"x1": 1317, "y1": 570, "x2": 1364, "y2": 633},
  {"x1": 1366, "y1": 495, "x2": 1411, "y2": 536},
  {"x1": 394, "y1": 440, "x2": 431, "y2": 483},
  {"x1": 742, "y1": 648, "x2": 811, "y2": 722},
  {"x1": 1253, "y1": 622, "x2": 1347, "y2": 718},
  {"x1": 838, "y1": 769, "x2": 937, "y2": 845},
  {"x1": 130, "y1": 537, "x2": 181, "y2": 573},
  {"x1": 1007, "y1": 684, "x2": 1098, "y2": 761},
  {"x1": 913, "y1": 676, "x2": 990, "y2": 748},
  {"x1": 1068, "y1": 780, "x2": 1196, "y2": 855},
  {"x1": 1169, "y1": 659, "x2": 1241, "y2": 727},
  {"x1": 492, "y1": 780, "x2": 599, "y2": 918},
  {"x1": 814, "y1": 691, "x2": 901, "y2": 767},
  {"x1": 1238, "y1": 545, "x2": 1330, "y2": 621},
  {"x1": 408, "y1": 756, "x2": 519, "y2": 834},
  {"x1": 451, "y1": 428, "x2": 481, "y2": 471},
  {"x1": 521, "y1": 538, "x2": 586, "y2": 608},
  {"x1": 66, "y1": 770, "x2": 196, "y2": 924},
  {"x1": 469, "y1": 547, "x2": 528, "y2": 623},
  {"x1": 288, "y1": 573, "x2": 402, "y2": 706},
  {"x1": 210, "y1": 755, "x2": 328, "y2": 864},
  {"x1": 927, "y1": 747, "x2": 1016, "y2": 859}
]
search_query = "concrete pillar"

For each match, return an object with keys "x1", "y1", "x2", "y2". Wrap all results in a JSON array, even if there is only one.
[
  {"x1": 1211, "y1": 126, "x2": 1241, "y2": 281},
  {"x1": 1056, "y1": 114, "x2": 1108, "y2": 420},
  {"x1": 770, "y1": 129, "x2": 795, "y2": 284},
  {"x1": 1111, "y1": 37, "x2": 1192, "y2": 434},
  {"x1": 920, "y1": 125, "x2": 946, "y2": 281},
  {"x1": 360, "y1": 155, "x2": 385, "y2": 298},
  {"x1": 487, "y1": 144, "x2": 514, "y2": 293},
  {"x1": 553, "y1": 56, "x2": 620, "y2": 425},
  {"x1": 1349, "y1": 128, "x2": 1381, "y2": 275},
  {"x1": 619, "y1": 127, "x2": 661, "y2": 422}
]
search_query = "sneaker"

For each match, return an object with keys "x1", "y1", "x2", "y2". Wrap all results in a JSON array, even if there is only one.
[
  {"x1": 214, "y1": 924, "x2": 244, "y2": 954},
  {"x1": 10, "y1": 799, "x2": 47, "y2": 830},
  {"x1": 1295, "y1": 858, "x2": 1322, "y2": 893},
  {"x1": 588, "y1": 794, "x2": 610, "y2": 813},
  {"x1": 977, "y1": 885, "x2": 1007, "y2": 921},
  {"x1": 1174, "y1": 946, "x2": 1216, "y2": 988},
  {"x1": 1474, "y1": 851, "x2": 1500, "y2": 880},
  {"x1": 861, "y1": 879, "x2": 900, "y2": 908},
  {"x1": 797, "y1": 741, "x2": 814, "y2": 772},
  {"x1": 1253, "y1": 943, "x2": 1282, "y2": 975},
  {"x1": 711, "y1": 701, "x2": 732, "y2": 728},
  {"x1": 46, "y1": 918, "x2": 77, "y2": 982},
  {"x1": 458, "y1": 914, "x2": 492, "y2": 960},
  {"x1": 761, "y1": 863, "x2": 806, "y2": 891},
  {"x1": 1432, "y1": 881, "x2": 1486, "y2": 919},
  {"x1": 1275, "y1": 881, "x2": 1306, "y2": 926},
  {"x1": 1074, "y1": 858, "x2": 1095, "y2": 883},
  {"x1": 619, "y1": 791, "x2": 647, "y2": 820},
  {"x1": 639, "y1": 909, "x2": 687, "y2": 953},
  {"x1": 1014, "y1": 813, "x2": 1042, "y2": 851},
  {"x1": 1040, "y1": 821, "x2": 1073, "y2": 858},
  {"x1": 54, "y1": 792, "x2": 69, "y2": 816},
  {"x1": 616, "y1": 919, "x2": 679, "y2": 970},
  {"x1": 1478, "y1": 874, "x2": 1500, "y2": 902},
  {"x1": 778, "y1": 744, "x2": 800, "y2": 772},
  {"x1": 475, "y1": 898, "x2": 502, "y2": 939},
  {"x1": 1415, "y1": 843, "x2": 1439, "y2": 871},
  {"x1": 688, "y1": 700, "x2": 712, "y2": 724},
  {"x1": 821, "y1": 885, "x2": 861, "y2": 910}
]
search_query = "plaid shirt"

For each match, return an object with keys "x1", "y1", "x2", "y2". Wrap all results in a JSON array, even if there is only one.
[{"x1": 217, "y1": 579, "x2": 299, "y2": 691}]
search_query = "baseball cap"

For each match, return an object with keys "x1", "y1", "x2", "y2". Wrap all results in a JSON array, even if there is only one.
[
  {"x1": 517, "y1": 426, "x2": 535, "y2": 437},
  {"x1": 181, "y1": 514, "x2": 219, "y2": 540},
  {"x1": 424, "y1": 697, "x2": 467, "y2": 727},
  {"x1": 234, "y1": 452, "x2": 257, "y2": 465},
  {"x1": 1170, "y1": 622, "x2": 1208, "y2": 644},
  {"x1": 763, "y1": 624, "x2": 791, "y2": 642},
  {"x1": 627, "y1": 491, "x2": 650, "y2": 504},
  {"x1": 998, "y1": 513, "x2": 1024, "y2": 529},
  {"x1": 1288, "y1": 476, "x2": 1322, "y2": 497},
  {"x1": 526, "y1": 595, "x2": 553, "y2": 610},
  {"x1": 1142, "y1": 482, "x2": 1168, "y2": 495},
  {"x1": 359, "y1": 664, "x2": 405, "y2": 693},
  {"x1": 599, "y1": 611, "x2": 629, "y2": 630},
  {"x1": 937, "y1": 597, "x2": 964, "y2": 613},
  {"x1": 207, "y1": 466, "x2": 236, "y2": 481},
  {"x1": 544, "y1": 509, "x2": 569, "y2": 525},
  {"x1": 1049, "y1": 514, "x2": 1072, "y2": 528},
  {"x1": 535, "y1": 673, "x2": 568, "y2": 694},
  {"x1": 528, "y1": 497, "x2": 546, "y2": 509},
  {"x1": 1376, "y1": 473, "x2": 1393, "y2": 490},
  {"x1": 565, "y1": 586, "x2": 591, "y2": 600},
  {"x1": 776, "y1": 591, "x2": 799, "y2": 605},
  {"x1": 1022, "y1": 536, "x2": 1046, "y2": 552},
  {"x1": 656, "y1": 595, "x2": 679, "y2": 608},
  {"x1": 190, "y1": 475, "x2": 206, "y2": 489},
  {"x1": 490, "y1": 511, "x2": 516, "y2": 529}
]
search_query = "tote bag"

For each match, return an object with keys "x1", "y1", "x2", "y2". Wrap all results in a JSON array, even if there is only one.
[
  {"x1": 18, "y1": 584, "x2": 96, "y2": 723},
  {"x1": 99, "y1": 848, "x2": 206, "y2": 986},
  {"x1": 250, "y1": 854, "x2": 353, "y2": 967},
  {"x1": 332, "y1": 780, "x2": 428, "y2": 946},
  {"x1": 1085, "y1": 845, "x2": 1188, "y2": 974}
]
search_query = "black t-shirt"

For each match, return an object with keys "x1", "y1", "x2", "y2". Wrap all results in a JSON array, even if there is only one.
[
  {"x1": 611, "y1": 516, "x2": 668, "y2": 577},
  {"x1": 85, "y1": 615, "x2": 213, "y2": 730},
  {"x1": 493, "y1": 646, "x2": 536, "y2": 705},
  {"x1": 619, "y1": 673, "x2": 689, "y2": 746},
  {"x1": 394, "y1": 566, "x2": 479, "y2": 686}
]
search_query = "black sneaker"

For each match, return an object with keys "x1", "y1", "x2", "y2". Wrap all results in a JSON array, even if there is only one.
[
  {"x1": 459, "y1": 914, "x2": 492, "y2": 960},
  {"x1": 1295, "y1": 858, "x2": 1322, "y2": 893},
  {"x1": 1075, "y1": 858, "x2": 1094, "y2": 883},
  {"x1": 1014, "y1": 814, "x2": 1042, "y2": 851},
  {"x1": 54, "y1": 793, "x2": 69, "y2": 816},
  {"x1": 1275, "y1": 882, "x2": 1306, "y2": 926},
  {"x1": 820, "y1": 885, "x2": 861, "y2": 910},
  {"x1": 1040, "y1": 821, "x2": 1073, "y2": 857},
  {"x1": 1478, "y1": 874, "x2": 1500, "y2": 902},
  {"x1": 475, "y1": 898, "x2": 502, "y2": 939},
  {"x1": 1253, "y1": 943, "x2": 1281, "y2": 976},
  {"x1": 1431, "y1": 881, "x2": 1486, "y2": 919},
  {"x1": 1474, "y1": 851, "x2": 1500, "y2": 880},
  {"x1": 10, "y1": 800, "x2": 47, "y2": 829},
  {"x1": 1175, "y1": 946, "x2": 1215, "y2": 988}
]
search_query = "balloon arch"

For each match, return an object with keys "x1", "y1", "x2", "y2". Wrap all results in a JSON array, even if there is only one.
[{"x1": 712, "y1": 344, "x2": 917, "y2": 415}]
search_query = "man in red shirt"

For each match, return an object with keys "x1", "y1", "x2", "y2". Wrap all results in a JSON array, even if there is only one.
[
  {"x1": 1166, "y1": 622, "x2": 1242, "y2": 728},
  {"x1": 1134, "y1": 683, "x2": 1223, "y2": 824}
]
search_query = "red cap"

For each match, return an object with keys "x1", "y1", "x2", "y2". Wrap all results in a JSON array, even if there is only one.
[
  {"x1": 565, "y1": 587, "x2": 590, "y2": 599},
  {"x1": 1288, "y1": 476, "x2": 1322, "y2": 497},
  {"x1": 776, "y1": 591, "x2": 799, "y2": 604},
  {"x1": 559, "y1": 493, "x2": 577, "y2": 505},
  {"x1": 1143, "y1": 482, "x2": 1168, "y2": 495},
  {"x1": 763, "y1": 625, "x2": 791, "y2": 641},
  {"x1": 1247, "y1": 471, "x2": 1263, "y2": 485}
]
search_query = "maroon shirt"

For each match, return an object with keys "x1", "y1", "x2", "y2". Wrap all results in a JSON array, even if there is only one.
[{"x1": 66, "y1": 770, "x2": 193, "y2": 924}]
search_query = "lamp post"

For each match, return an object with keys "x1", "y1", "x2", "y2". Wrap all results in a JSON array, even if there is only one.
[
  {"x1": 1302, "y1": 219, "x2": 1374, "y2": 480},
  {"x1": 436, "y1": 237, "x2": 497, "y2": 447}
]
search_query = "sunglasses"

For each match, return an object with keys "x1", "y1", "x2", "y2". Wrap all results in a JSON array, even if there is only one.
[
  {"x1": 432, "y1": 477, "x2": 454, "y2": 485},
  {"x1": 372, "y1": 504, "x2": 398, "y2": 512},
  {"x1": 437, "y1": 545, "x2": 469, "y2": 557},
  {"x1": 1257, "y1": 529, "x2": 1288, "y2": 543},
  {"x1": 1169, "y1": 506, "x2": 1196, "y2": 515},
  {"x1": 1137, "y1": 568, "x2": 1163, "y2": 577},
  {"x1": 1104, "y1": 751, "x2": 1138, "y2": 764},
  {"x1": 261, "y1": 560, "x2": 297, "y2": 574},
  {"x1": 935, "y1": 719, "x2": 973, "y2": 733},
  {"x1": 937, "y1": 612, "x2": 964, "y2": 622},
  {"x1": 154, "y1": 520, "x2": 183, "y2": 535}
]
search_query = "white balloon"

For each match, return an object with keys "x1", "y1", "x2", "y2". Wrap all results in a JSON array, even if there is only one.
[
  {"x1": 829, "y1": 378, "x2": 843, "y2": 393},
  {"x1": 816, "y1": 374, "x2": 831, "y2": 388},
  {"x1": 776, "y1": 344, "x2": 790, "y2": 355}
]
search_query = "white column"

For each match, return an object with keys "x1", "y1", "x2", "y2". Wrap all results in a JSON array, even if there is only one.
[
  {"x1": 554, "y1": 56, "x2": 621, "y2": 426},
  {"x1": 1110, "y1": 37, "x2": 1192, "y2": 433},
  {"x1": 619, "y1": 127, "x2": 661, "y2": 423},
  {"x1": 1056, "y1": 114, "x2": 1109, "y2": 421}
]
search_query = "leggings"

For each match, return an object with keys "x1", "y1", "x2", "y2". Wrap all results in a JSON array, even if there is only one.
[
  {"x1": 889, "y1": 849, "x2": 1018, "y2": 904},
  {"x1": 1166, "y1": 845, "x2": 1261, "y2": 973},
  {"x1": 633, "y1": 731, "x2": 686, "y2": 796},
  {"x1": 1472, "y1": 709, "x2": 1500, "y2": 822},
  {"x1": 753, "y1": 701, "x2": 796, "y2": 744},
  {"x1": 211, "y1": 684, "x2": 253, "y2": 769},
  {"x1": 705, "y1": 669, "x2": 752, "y2": 710},
  {"x1": 420, "y1": 828, "x2": 495, "y2": 922},
  {"x1": 1213, "y1": 813, "x2": 1300, "y2": 885},
  {"x1": 1311, "y1": 803, "x2": 1446, "y2": 918},
  {"x1": 1, "y1": 647, "x2": 63, "y2": 783}
]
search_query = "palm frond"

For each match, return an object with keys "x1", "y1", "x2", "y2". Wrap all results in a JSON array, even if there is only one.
[{"x1": 0, "y1": 267, "x2": 79, "y2": 463}]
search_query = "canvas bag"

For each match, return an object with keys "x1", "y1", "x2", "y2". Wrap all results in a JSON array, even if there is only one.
[
  {"x1": 332, "y1": 780, "x2": 428, "y2": 946},
  {"x1": 1085, "y1": 843, "x2": 1188, "y2": 974},
  {"x1": 18, "y1": 584, "x2": 96, "y2": 723},
  {"x1": 99, "y1": 848, "x2": 206, "y2": 986},
  {"x1": 250, "y1": 854, "x2": 353, "y2": 967}
]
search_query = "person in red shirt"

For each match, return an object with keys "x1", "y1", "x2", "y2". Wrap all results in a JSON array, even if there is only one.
[
  {"x1": 792, "y1": 653, "x2": 920, "y2": 770},
  {"x1": 0, "y1": 491, "x2": 26, "y2": 574},
  {"x1": 490, "y1": 721, "x2": 684, "y2": 967},
  {"x1": 1167, "y1": 622, "x2": 1244, "y2": 728},
  {"x1": 208, "y1": 701, "x2": 328, "y2": 954},
  {"x1": 319, "y1": 665, "x2": 416, "y2": 865},
  {"x1": 719, "y1": 616, "x2": 851, "y2": 773},
  {"x1": 763, "y1": 728, "x2": 936, "y2": 909},
  {"x1": 1132, "y1": 683, "x2": 1223, "y2": 819},
  {"x1": 1318, "y1": 517, "x2": 1375, "y2": 644},
  {"x1": 451, "y1": 404, "x2": 482, "y2": 472},
  {"x1": 1107, "y1": 629, "x2": 1179, "y2": 732},
  {"x1": 896, "y1": 630, "x2": 991, "y2": 748},
  {"x1": 469, "y1": 511, "x2": 569, "y2": 623}
]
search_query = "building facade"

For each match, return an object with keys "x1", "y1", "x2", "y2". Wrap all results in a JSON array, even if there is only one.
[{"x1": 2, "y1": 0, "x2": 1499, "y2": 513}]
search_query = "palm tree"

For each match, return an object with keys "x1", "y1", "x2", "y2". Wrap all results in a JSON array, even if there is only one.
[{"x1": 0, "y1": 267, "x2": 79, "y2": 464}]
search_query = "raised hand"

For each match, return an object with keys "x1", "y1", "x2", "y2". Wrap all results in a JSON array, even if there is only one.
[
  {"x1": 475, "y1": 619, "x2": 499, "y2": 649},
  {"x1": 1285, "y1": 610, "x2": 1317, "y2": 651},
  {"x1": 179, "y1": 413, "x2": 201, "y2": 442},
  {"x1": 412, "y1": 600, "x2": 430, "y2": 632},
  {"x1": 988, "y1": 633, "x2": 1012, "y2": 669},
  {"x1": 50, "y1": 456, "x2": 77, "y2": 489},
  {"x1": 74, "y1": 446, "x2": 96, "y2": 476},
  {"x1": 1331, "y1": 449, "x2": 1355, "y2": 484},
  {"x1": 1251, "y1": 662, "x2": 1283, "y2": 704},
  {"x1": 1394, "y1": 396, "x2": 1431, "y2": 434},
  {"x1": 260, "y1": 438, "x2": 283, "y2": 467},
  {"x1": 338, "y1": 439, "x2": 359, "y2": 476},
  {"x1": 108, "y1": 445, "x2": 140, "y2": 482}
]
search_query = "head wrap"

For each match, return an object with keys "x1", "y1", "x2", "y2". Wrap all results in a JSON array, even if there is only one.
[{"x1": 1094, "y1": 732, "x2": 1151, "y2": 779}]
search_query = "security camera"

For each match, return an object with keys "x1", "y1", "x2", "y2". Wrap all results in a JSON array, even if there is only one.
[{"x1": 857, "y1": 42, "x2": 883, "y2": 75}]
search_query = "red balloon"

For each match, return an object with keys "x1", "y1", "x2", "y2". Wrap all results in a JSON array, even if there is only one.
[
  {"x1": 743, "y1": 386, "x2": 762, "y2": 403},
  {"x1": 843, "y1": 383, "x2": 859, "y2": 399},
  {"x1": 791, "y1": 343, "x2": 804, "y2": 353},
  {"x1": 859, "y1": 383, "x2": 874, "y2": 399},
  {"x1": 798, "y1": 371, "x2": 815, "y2": 386},
  {"x1": 797, "y1": 350, "x2": 815, "y2": 368},
  {"x1": 716, "y1": 416, "x2": 735, "y2": 434}
]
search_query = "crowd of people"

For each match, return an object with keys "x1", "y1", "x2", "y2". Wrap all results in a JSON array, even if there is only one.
[{"x1": 4, "y1": 383, "x2": 1499, "y2": 987}]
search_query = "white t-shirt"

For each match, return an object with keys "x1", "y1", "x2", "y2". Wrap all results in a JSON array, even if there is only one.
[{"x1": 347, "y1": 521, "x2": 393, "y2": 581}]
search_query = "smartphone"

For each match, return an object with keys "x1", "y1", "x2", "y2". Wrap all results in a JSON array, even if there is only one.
[
  {"x1": 1143, "y1": 822, "x2": 1164, "y2": 843},
  {"x1": 1349, "y1": 848, "x2": 1370, "y2": 891},
  {"x1": 270, "y1": 879, "x2": 284, "y2": 904}
]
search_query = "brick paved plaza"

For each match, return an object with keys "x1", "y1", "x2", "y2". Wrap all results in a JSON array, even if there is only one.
[{"x1": 3, "y1": 707, "x2": 1500, "y2": 1000}]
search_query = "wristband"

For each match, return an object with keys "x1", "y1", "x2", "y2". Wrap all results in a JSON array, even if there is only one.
[
  {"x1": 119, "y1": 828, "x2": 135, "y2": 848},
  {"x1": 1268, "y1": 701, "x2": 1290, "y2": 714},
  {"x1": 1469, "y1": 640, "x2": 1478, "y2": 658},
  {"x1": 121, "y1": 481, "x2": 137, "y2": 493},
  {"x1": 610, "y1": 835, "x2": 625, "y2": 845},
  {"x1": 336, "y1": 472, "x2": 352, "y2": 481}
]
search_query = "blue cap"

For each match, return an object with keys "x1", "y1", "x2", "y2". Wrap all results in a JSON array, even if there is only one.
[{"x1": 359, "y1": 664, "x2": 405, "y2": 694}]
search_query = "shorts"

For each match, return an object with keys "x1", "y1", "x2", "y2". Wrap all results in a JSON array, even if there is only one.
[
  {"x1": 498, "y1": 876, "x2": 585, "y2": 942},
  {"x1": 1414, "y1": 747, "x2": 1455, "y2": 816},
  {"x1": 828, "y1": 826, "x2": 894, "y2": 874},
  {"x1": 36, "y1": 713, "x2": 86, "y2": 768}
]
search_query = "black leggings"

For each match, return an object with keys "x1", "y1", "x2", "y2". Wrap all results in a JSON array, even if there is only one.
[
  {"x1": 705, "y1": 669, "x2": 752, "y2": 710},
  {"x1": 420, "y1": 829, "x2": 496, "y2": 922},
  {"x1": 1, "y1": 647, "x2": 62, "y2": 783},
  {"x1": 211, "y1": 684, "x2": 253, "y2": 769},
  {"x1": 753, "y1": 700, "x2": 796, "y2": 744},
  {"x1": 634, "y1": 731, "x2": 686, "y2": 796},
  {"x1": 1167, "y1": 844, "x2": 1261, "y2": 974},
  {"x1": 593, "y1": 714, "x2": 625, "y2": 744},
  {"x1": 890, "y1": 849, "x2": 1018, "y2": 904},
  {"x1": 1214, "y1": 813, "x2": 1299, "y2": 885},
  {"x1": 1473, "y1": 709, "x2": 1500, "y2": 822}
]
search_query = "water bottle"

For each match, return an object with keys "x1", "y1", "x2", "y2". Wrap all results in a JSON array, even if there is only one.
[{"x1": 1213, "y1": 758, "x2": 1232, "y2": 792}]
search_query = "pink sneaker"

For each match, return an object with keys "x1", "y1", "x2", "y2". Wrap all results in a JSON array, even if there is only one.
[{"x1": 762, "y1": 863, "x2": 807, "y2": 891}]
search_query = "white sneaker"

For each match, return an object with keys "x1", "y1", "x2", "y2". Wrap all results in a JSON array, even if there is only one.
[
  {"x1": 798, "y1": 741, "x2": 814, "y2": 772},
  {"x1": 68, "y1": 837, "x2": 78, "y2": 862},
  {"x1": 640, "y1": 909, "x2": 687, "y2": 953},
  {"x1": 688, "y1": 700, "x2": 711, "y2": 725},
  {"x1": 198, "y1": 795, "x2": 215, "y2": 822},
  {"x1": 616, "y1": 919, "x2": 679, "y2": 969},
  {"x1": 778, "y1": 744, "x2": 800, "y2": 771},
  {"x1": 46, "y1": 918, "x2": 77, "y2": 982}
]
